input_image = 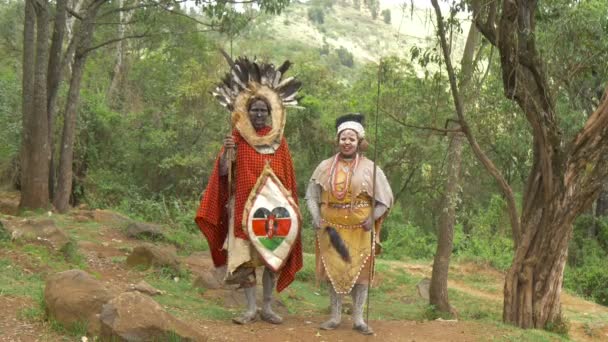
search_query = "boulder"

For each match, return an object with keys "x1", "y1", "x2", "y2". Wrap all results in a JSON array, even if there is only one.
[
  {"x1": 99, "y1": 291, "x2": 206, "y2": 341},
  {"x1": 44, "y1": 269, "x2": 113, "y2": 334},
  {"x1": 416, "y1": 277, "x2": 431, "y2": 300},
  {"x1": 3, "y1": 218, "x2": 70, "y2": 252},
  {"x1": 93, "y1": 209, "x2": 133, "y2": 227},
  {"x1": 125, "y1": 222, "x2": 164, "y2": 241},
  {"x1": 126, "y1": 244, "x2": 180, "y2": 272}
]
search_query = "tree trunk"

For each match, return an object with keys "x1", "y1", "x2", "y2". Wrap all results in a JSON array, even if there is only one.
[
  {"x1": 54, "y1": 2, "x2": 100, "y2": 212},
  {"x1": 106, "y1": 0, "x2": 133, "y2": 105},
  {"x1": 429, "y1": 21, "x2": 479, "y2": 314},
  {"x1": 430, "y1": 130, "x2": 464, "y2": 312},
  {"x1": 47, "y1": 0, "x2": 68, "y2": 200},
  {"x1": 20, "y1": 0, "x2": 51, "y2": 210},
  {"x1": 63, "y1": 0, "x2": 84, "y2": 77}
]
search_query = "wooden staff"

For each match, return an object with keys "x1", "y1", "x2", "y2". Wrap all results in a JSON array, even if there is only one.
[{"x1": 366, "y1": 58, "x2": 382, "y2": 324}]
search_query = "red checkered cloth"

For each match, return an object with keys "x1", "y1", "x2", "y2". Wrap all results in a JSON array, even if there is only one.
[{"x1": 195, "y1": 127, "x2": 302, "y2": 292}]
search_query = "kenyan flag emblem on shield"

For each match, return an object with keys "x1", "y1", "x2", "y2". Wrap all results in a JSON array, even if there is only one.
[{"x1": 243, "y1": 164, "x2": 300, "y2": 272}]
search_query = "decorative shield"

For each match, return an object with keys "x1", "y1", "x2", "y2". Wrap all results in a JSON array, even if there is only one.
[{"x1": 242, "y1": 164, "x2": 300, "y2": 272}]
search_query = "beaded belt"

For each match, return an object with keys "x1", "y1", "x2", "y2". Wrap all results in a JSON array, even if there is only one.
[{"x1": 326, "y1": 202, "x2": 371, "y2": 209}]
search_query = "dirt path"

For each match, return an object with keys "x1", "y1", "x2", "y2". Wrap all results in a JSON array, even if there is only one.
[
  {"x1": 187, "y1": 318, "x2": 494, "y2": 342},
  {"x1": 1, "y1": 204, "x2": 607, "y2": 341}
]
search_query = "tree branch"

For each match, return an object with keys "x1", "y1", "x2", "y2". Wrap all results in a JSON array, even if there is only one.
[
  {"x1": 383, "y1": 109, "x2": 462, "y2": 135},
  {"x1": 431, "y1": 0, "x2": 521, "y2": 243}
]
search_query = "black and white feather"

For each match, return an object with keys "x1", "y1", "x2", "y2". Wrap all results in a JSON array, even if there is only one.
[{"x1": 213, "y1": 50, "x2": 302, "y2": 111}]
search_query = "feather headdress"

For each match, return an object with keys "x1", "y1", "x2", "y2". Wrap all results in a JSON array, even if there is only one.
[
  {"x1": 213, "y1": 50, "x2": 302, "y2": 111},
  {"x1": 212, "y1": 50, "x2": 302, "y2": 154}
]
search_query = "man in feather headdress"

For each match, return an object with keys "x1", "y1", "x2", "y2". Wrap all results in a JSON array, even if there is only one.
[{"x1": 195, "y1": 55, "x2": 303, "y2": 325}]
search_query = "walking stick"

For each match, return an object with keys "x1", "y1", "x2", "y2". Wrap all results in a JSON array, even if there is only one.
[{"x1": 366, "y1": 58, "x2": 382, "y2": 324}]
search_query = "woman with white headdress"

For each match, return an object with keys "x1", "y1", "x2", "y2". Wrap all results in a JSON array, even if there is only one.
[{"x1": 306, "y1": 113, "x2": 393, "y2": 335}]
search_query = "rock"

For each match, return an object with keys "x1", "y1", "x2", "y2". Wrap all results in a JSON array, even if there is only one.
[
  {"x1": 99, "y1": 291, "x2": 206, "y2": 341},
  {"x1": 126, "y1": 244, "x2": 180, "y2": 272},
  {"x1": 127, "y1": 280, "x2": 165, "y2": 296},
  {"x1": 0, "y1": 192, "x2": 19, "y2": 216},
  {"x1": 125, "y1": 222, "x2": 165, "y2": 241},
  {"x1": 44, "y1": 269, "x2": 114, "y2": 334},
  {"x1": 93, "y1": 209, "x2": 133, "y2": 227},
  {"x1": 192, "y1": 271, "x2": 222, "y2": 290},
  {"x1": 2, "y1": 218, "x2": 70, "y2": 251},
  {"x1": 416, "y1": 277, "x2": 431, "y2": 300}
]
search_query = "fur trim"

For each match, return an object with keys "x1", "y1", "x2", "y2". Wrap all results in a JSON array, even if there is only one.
[{"x1": 232, "y1": 84, "x2": 286, "y2": 154}]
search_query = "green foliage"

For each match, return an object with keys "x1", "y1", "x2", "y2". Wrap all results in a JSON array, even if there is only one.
[
  {"x1": 381, "y1": 9, "x2": 391, "y2": 24},
  {"x1": 455, "y1": 195, "x2": 514, "y2": 270},
  {"x1": 381, "y1": 216, "x2": 437, "y2": 260},
  {"x1": 307, "y1": 7, "x2": 325, "y2": 24},
  {"x1": 335, "y1": 46, "x2": 354, "y2": 67},
  {"x1": 0, "y1": 221, "x2": 10, "y2": 241},
  {"x1": 0, "y1": 65, "x2": 20, "y2": 179},
  {"x1": 564, "y1": 215, "x2": 608, "y2": 305}
]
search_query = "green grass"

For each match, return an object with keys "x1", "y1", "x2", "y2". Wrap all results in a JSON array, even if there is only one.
[
  {"x1": 451, "y1": 271, "x2": 501, "y2": 294},
  {"x1": 448, "y1": 287, "x2": 502, "y2": 322},
  {"x1": 144, "y1": 270, "x2": 232, "y2": 320},
  {"x1": 0, "y1": 258, "x2": 45, "y2": 298},
  {"x1": 162, "y1": 228, "x2": 209, "y2": 256}
]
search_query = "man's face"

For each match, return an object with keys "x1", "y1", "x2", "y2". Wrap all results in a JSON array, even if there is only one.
[
  {"x1": 338, "y1": 129, "x2": 359, "y2": 158},
  {"x1": 248, "y1": 100, "x2": 269, "y2": 130}
]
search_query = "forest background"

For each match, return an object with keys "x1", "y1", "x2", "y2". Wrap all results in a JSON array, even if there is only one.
[{"x1": 0, "y1": 0, "x2": 607, "y2": 320}]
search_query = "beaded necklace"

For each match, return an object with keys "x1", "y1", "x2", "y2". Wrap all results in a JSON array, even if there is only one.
[{"x1": 328, "y1": 153, "x2": 360, "y2": 200}]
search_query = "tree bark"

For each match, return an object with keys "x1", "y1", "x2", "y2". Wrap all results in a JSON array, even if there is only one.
[
  {"x1": 47, "y1": 0, "x2": 68, "y2": 199},
  {"x1": 54, "y1": 0, "x2": 102, "y2": 212},
  {"x1": 470, "y1": 0, "x2": 608, "y2": 330},
  {"x1": 430, "y1": 129, "x2": 463, "y2": 312},
  {"x1": 20, "y1": 0, "x2": 51, "y2": 210},
  {"x1": 429, "y1": 20, "x2": 480, "y2": 314}
]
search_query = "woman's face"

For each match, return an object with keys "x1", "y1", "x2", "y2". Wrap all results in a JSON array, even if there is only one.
[
  {"x1": 248, "y1": 99, "x2": 269, "y2": 130},
  {"x1": 338, "y1": 129, "x2": 359, "y2": 158}
]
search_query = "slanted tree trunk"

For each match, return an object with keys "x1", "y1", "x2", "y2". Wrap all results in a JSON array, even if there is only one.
[
  {"x1": 463, "y1": 0, "x2": 608, "y2": 329},
  {"x1": 54, "y1": 1, "x2": 102, "y2": 212},
  {"x1": 429, "y1": 21, "x2": 480, "y2": 314},
  {"x1": 20, "y1": 0, "x2": 51, "y2": 210}
]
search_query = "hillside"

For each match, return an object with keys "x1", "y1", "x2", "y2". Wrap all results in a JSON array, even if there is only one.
[
  {"x1": 1, "y1": 191, "x2": 607, "y2": 341},
  {"x1": 224, "y1": 0, "x2": 469, "y2": 80}
]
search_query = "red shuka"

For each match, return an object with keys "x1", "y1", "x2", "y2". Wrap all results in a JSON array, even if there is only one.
[{"x1": 195, "y1": 127, "x2": 302, "y2": 292}]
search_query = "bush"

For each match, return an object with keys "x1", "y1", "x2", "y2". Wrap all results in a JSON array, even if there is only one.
[
  {"x1": 381, "y1": 221, "x2": 437, "y2": 260},
  {"x1": 565, "y1": 216, "x2": 608, "y2": 306},
  {"x1": 335, "y1": 47, "x2": 354, "y2": 68},
  {"x1": 307, "y1": 7, "x2": 324, "y2": 24},
  {"x1": 381, "y1": 9, "x2": 391, "y2": 24}
]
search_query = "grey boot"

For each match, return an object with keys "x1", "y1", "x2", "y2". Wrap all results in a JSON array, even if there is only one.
[
  {"x1": 351, "y1": 284, "x2": 373, "y2": 335},
  {"x1": 319, "y1": 286, "x2": 342, "y2": 330},
  {"x1": 232, "y1": 286, "x2": 258, "y2": 324},
  {"x1": 260, "y1": 267, "x2": 283, "y2": 324}
]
